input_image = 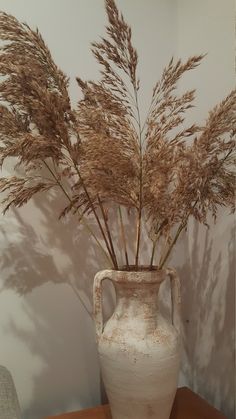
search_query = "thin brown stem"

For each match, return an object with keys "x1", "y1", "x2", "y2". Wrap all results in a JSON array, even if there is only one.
[
  {"x1": 159, "y1": 222, "x2": 186, "y2": 269},
  {"x1": 98, "y1": 195, "x2": 118, "y2": 269},
  {"x1": 159, "y1": 198, "x2": 199, "y2": 269},
  {"x1": 118, "y1": 206, "x2": 129, "y2": 268},
  {"x1": 134, "y1": 87, "x2": 143, "y2": 269},
  {"x1": 141, "y1": 97, "x2": 155, "y2": 136},
  {"x1": 158, "y1": 234, "x2": 169, "y2": 266},
  {"x1": 43, "y1": 160, "x2": 112, "y2": 266},
  {"x1": 43, "y1": 160, "x2": 71, "y2": 202},
  {"x1": 149, "y1": 219, "x2": 168, "y2": 268},
  {"x1": 135, "y1": 207, "x2": 142, "y2": 267},
  {"x1": 150, "y1": 240, "x2": 157, "y2": 269},
  {"x1": 60, "y1": 130, "x2": 117, "y2": 267},
  {"x1": 70, "y1": 159, "x2": 117, "y2": 268}
]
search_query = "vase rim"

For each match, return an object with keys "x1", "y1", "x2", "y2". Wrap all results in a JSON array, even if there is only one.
[
  {"x1": 101, "y1": 266, "x2": 166, "y2": 283},
  {"x1": 119, "y1": 265, "x2": 163, "y2": 272}
]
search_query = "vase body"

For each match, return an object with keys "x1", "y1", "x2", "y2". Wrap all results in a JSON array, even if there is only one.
[{"x1": 93, "y1": 268, "x2": 181, "y2": 419}]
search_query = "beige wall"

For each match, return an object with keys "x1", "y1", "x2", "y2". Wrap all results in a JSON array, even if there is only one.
[
  {"x1": 0, "y1": 1, "x2": 234, "y2": 418},
  {"x1": 176, "y1": 1, "x2": 235, "y2": 418}
]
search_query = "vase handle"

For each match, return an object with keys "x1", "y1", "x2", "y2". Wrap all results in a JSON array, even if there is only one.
[
  {"x1": 166, "y1": 268, "x2": 181, "y2": 334},
  {"x1": 93, "y1": 269, "x2": 114, "y2": 341}
]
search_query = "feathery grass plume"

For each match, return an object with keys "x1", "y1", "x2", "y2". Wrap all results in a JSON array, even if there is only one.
[
  {"x1": 142, "y1": 57, "x2": 204, "y2": 245},
  {"x1": 0, "y1": 1, "x2": 235, "y2": 271},
  {"x1": 0, "y1": 10, "x2": 120, "y2": 267}
]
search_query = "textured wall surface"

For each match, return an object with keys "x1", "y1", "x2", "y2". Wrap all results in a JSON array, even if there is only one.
[{"x1": 0, "y1": 1, "x2": 234, "y2": 418}]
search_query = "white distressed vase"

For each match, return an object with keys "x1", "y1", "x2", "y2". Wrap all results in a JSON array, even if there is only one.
[{"x1": 93, "y1": 268, "x2": 181, "y2": 419}]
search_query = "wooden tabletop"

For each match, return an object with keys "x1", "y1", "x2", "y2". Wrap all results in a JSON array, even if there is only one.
[{"x1": 44, "y1": 387, "x2": 226, "y2": 419}]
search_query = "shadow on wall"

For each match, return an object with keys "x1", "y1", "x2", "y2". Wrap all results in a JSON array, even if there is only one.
[
  {"x1": 0, "y1": 187, "x2": 139, "y2": 418},
  {"x1": 0, "y1": 189, "x2": 114, "y2": 418},
  {"x1": 177, "y1": 221, "x2": 235, "y2": 419},
  {"x1": 1, "y1": 190, "x2": 104, "y2": 311},
  {"x1": 1, "y1": 188, "x2": 140, "y2": 314}
]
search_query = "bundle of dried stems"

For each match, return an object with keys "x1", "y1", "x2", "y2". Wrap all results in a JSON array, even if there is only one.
[{"x1": 0, "y1": 0, "x2": 235, "y2": 271}]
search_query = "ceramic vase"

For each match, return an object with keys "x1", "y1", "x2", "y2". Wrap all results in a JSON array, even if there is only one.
[{"x1": 93, "y1": 267, "x2": 181, "y2": 419}]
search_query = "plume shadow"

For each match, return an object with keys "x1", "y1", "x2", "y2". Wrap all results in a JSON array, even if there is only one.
[
  {"x1": 177, "y1": 220, "x2": 235, "y2": 419},
  {"x1": 0, "y1": 190, "x2": 111, "y2": 418},
  {"x1": 0, "y1": 189, "x2": 110, "y2": 312},
  {"x1": 0, "y1": 190, "x2": 138, "y2": 417}
]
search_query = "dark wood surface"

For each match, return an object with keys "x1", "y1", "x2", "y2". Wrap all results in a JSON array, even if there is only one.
[{"x1": 44, "y1": 387, "x2": 226, "y2": 418}]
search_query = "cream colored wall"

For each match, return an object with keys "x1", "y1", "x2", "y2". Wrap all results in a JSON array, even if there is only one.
[
  {"x1": 0, "y1": 0, "x2": 234, "y2": 418},
  {"x1": 175, "y1": 1, "x2": 235, "y2": 418}
]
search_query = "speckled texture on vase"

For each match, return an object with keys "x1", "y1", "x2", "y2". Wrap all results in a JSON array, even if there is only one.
[{"x1": 93, "y1": 268, "x2": 181, "y2": 419}]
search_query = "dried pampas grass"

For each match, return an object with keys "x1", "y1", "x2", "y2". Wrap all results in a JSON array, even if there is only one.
[{"x1": 0, "y1": 0, "x2": 235, "y2": 270}]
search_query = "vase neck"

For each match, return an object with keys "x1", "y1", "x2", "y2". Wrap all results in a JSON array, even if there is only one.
[{"x1": 114, "y1": 281, "x2": 160, "y2": 330}]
